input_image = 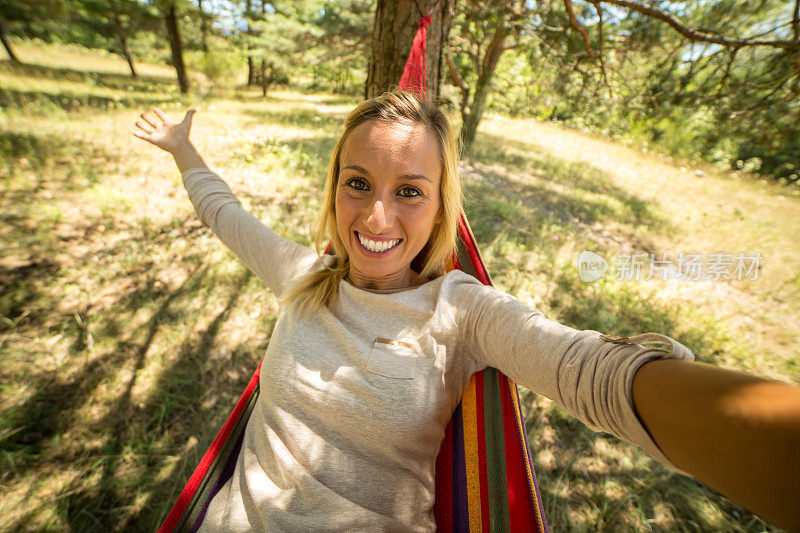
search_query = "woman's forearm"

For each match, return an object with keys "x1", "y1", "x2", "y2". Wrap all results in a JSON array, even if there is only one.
[
  {"x1": 170, "y1": 138, "x2": 207, "y2": 174},
  {"x1": 632, "y1": 358, "x2": 800, "y2": 530}
]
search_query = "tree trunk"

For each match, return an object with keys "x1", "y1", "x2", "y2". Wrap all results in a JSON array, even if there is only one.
[
  {"x1": 365, "y1": 0, "x2": 454, "y2": 101},
  {"x1": 112, "y1": 10, "x2": 137, "y2": 78},
  {"x1": 245, "y1": 0, "x2": 254, "y2": 85},
  {"x1": 460, "y1": 25, "x2": 509, "y2": 154},
  {"x1": 260, "y1": 58, "x2": 269, "y2": 97},
  {"x1": 197, "y1": 0, "x2": 208, "y2": 54},
  {"x1": 164, "y1": 2, "x2": 190, "y2": 94},
  {"x1": 0, "y1": 15, "x2": 21, "y2": 65}
]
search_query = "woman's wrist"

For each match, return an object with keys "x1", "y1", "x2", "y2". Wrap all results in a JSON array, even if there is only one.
[{"x1": 171, "y1": 139, "x2": 207, "y2": 174}]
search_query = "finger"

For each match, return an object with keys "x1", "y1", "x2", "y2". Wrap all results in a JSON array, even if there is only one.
[
  {"x1": 132, "y1": 131, "x2": 149, "y2": 141},
  {"x1": 135, "y1": 121, "x2": 154, "y2": 135},
  {"x1": 153, "y1": 107, "x2": 171, "y2": 122},
  {"x1": 140, "y1": 112, "x2": 158, "y2": 129},
  {"x1": 179, "y1": 109, "x2": 196, "y2": 127}
]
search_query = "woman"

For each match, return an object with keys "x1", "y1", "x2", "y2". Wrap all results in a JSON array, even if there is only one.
[{"x1": 134, "y1": 90, "x2": 799, "y2": 531}]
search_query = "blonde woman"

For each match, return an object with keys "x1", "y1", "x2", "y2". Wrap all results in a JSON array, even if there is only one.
[{"x1": 134, "y1": 90, "x2": 800, "y2": 532}]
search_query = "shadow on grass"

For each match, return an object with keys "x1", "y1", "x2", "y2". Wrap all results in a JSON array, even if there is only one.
[
  {"x1": 0, "y1": 130, "x2": 110, "y2": 187},
  {"x1": 57, "y1": 269, "x2": 253, "y2": 533},
  {"x1": 0, "y1": 60, "x2": 174, "y2": 92},
  {"x1": 0, "y1": 131, "x2": 118, "y2": 331},
  {"x1": 0, "y1": 85, "x2": 184, "y2": 114},
  {"x1": 466, "y1": 131, "x2": 667, "y2": 241},
  {"x1": 0, "y1": 123, "x2": 274, "y2": 529},
  {"x1": 0, "y1": 240, "x2": 269, "y2": 531}
]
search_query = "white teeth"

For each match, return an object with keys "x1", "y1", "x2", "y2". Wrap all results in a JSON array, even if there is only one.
[{"x1": 357, "y1": 233, "x2": 400, "y2": 253}]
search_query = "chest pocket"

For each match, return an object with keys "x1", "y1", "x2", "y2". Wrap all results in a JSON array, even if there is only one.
[{"x1": 366, "y1": 338, "x2": 418, "y2": 379}]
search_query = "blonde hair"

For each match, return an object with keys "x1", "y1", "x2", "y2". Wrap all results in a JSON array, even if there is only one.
[{"x1": 281, "y1": 89, "x2": 463, "y2": 313}]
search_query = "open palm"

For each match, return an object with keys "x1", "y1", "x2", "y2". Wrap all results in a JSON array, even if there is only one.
[{"x1": 133, "y1": 108, "x2": 195, "y2": 153}]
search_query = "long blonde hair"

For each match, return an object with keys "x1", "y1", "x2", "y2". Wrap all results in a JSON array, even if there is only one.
[{"x1": 281, "y1": 89, "x2": 463, "y2": 313}]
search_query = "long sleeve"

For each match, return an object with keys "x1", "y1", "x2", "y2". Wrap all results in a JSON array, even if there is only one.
[
  {"x1": 181, "y1": 167, "x2": 319, "y2": 297},
  {"x1": 448, "y1": 274, "x2": 694, "y2": 473}
]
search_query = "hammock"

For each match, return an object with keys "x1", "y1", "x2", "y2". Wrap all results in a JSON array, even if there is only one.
[{"x1": 158, "y1": 13, "x2": 549, "y2": 533}]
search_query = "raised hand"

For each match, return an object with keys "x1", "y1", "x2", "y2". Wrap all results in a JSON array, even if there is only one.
[
  {"x1": 133, "y1": 108, "x2": 196, "y2": 154},
  {"x1": 133, "y1": 108, "x2": 206, "y2": 173}
]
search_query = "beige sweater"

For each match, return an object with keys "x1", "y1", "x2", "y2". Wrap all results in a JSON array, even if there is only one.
[{"x1": 182, "y1": 167, "x2": 694, "y2": 532}]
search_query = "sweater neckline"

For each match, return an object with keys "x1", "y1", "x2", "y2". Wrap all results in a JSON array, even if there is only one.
[{"x1": 340, "y1": 271, "x2": 453, "y2": 295}]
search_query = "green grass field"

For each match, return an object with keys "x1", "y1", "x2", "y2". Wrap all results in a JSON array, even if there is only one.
[{"x1": 1, "y1": 41, "x2": 798, "y2": 532}]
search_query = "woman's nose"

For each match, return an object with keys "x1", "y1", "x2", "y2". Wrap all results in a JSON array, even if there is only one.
[{"x1": 366, "y1": 200, "x2": 392, "y2": 232}]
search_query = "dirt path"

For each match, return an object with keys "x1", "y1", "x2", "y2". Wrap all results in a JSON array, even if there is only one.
[{"x1": 480, "y1": 115, "x2": 800, "y2": 382}]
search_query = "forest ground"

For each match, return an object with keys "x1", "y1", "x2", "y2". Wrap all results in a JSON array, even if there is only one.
[{"x1": 1, "y1": 41, "x2": 798, "y2": 532}]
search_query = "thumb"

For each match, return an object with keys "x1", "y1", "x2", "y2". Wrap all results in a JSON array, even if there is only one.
[{"x1": 180, "y1": 109, "x2": 196, "y2": 129}]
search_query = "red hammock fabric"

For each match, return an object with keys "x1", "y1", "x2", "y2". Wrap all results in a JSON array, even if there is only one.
[{"x1": 398, "y1": 14, "x2": 431, "y2": 97}]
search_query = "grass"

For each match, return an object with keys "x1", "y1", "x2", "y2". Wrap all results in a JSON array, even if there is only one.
[{"x1": 1, "y1": 41, "x2": 798, "y2": 532}]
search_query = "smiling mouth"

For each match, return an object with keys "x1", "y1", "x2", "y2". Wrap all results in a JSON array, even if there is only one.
[{"x1": 355, "y1": 231, "x2": 402, "y2": 253}]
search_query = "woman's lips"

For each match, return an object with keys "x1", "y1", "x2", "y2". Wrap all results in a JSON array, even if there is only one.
[{"x1": 354, "y1": 231, "x2": 402, "y2": 254}]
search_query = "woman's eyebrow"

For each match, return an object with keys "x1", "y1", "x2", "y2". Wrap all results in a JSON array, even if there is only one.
[{"x1": 342, "y1": 164, "x2": 431, "y2": 183}]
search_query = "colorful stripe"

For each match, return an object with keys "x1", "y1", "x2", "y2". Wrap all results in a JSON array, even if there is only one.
[
  {"x1": 476, "y1": 371, "x2": 491, "y2": 532},
  {"x1": 452, "y1": 404, "x2": 469, "y2": 530},
  {"x1": 462, "y1": 375, "x2": 482, "y2": 531},
  {"x1": 483, "y1": 367, "x2": 511, "y2": 530}
]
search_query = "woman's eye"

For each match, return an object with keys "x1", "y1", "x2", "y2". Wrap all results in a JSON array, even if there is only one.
[
  {"x1": 346, "y1": 177, "x2": 369, "y2": 191},
  {"x1": 398, "y1": 186, "x2": 421, "y2": 198}
]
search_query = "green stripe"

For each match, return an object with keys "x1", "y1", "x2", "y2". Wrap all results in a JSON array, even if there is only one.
[{"x1": 482, "y1": 367, "x2": 510, "y2": 531}]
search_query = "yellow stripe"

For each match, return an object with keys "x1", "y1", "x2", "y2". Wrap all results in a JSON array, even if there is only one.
[{"x1": 462, "y1": 375, "x2": 482, "y2": 532}]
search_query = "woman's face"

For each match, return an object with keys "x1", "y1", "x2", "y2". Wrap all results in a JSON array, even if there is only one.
[{"x1": 335, "y1": 119, "x2": 442, "y2": 290}]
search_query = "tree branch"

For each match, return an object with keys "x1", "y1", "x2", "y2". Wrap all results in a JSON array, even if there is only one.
[
  {"x1": 715, "y1": 48, "x2": 738, "y2": 99},
  {"x1": 563, "y1": 0, "x2": 600, "y2": 58},
  {"x1": 445, "y1": 47, "x2": 469, "y2": 93},
  {"x1": 600, "y1": 0, "x2": 800, "y2": 50},
  {"x1": 592, "y1": 1, "x2": 613, "y2": 97}
]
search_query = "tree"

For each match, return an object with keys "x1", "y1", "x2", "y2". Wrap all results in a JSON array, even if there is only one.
[
  {"x1": 365, "y1": 0, "x2": 455, "y2": 100},
  {"x1": 154, "y1": 0, "x2": 191, "y2": 93},
  {"x1": 552, "y1": 0, "x2": 800, "y2": 178},
  {"x1": 0, "y1": 0, "x2": 68, "y2": 65},
  {"x1": 197, "y1": 0, "x2": 209, "y2": 55},
  {"x1": 303, "y1": 0, "x2": 373, "y2": 94},
  {"x1": 447, "y1": 0, "x2": 530, "y2": 153},
  {"x1": 242, "y1": 1, "x2": 309, "y2": 96},
  {"x1": 0, "y1": 14, "x2": 21, "y2": 64},
  {"x1": 444, "y1": 0, "x2": 800, "y2": 170},
  {"x1": 70, "y1": 0, "x2": 159, "y2": 78}
]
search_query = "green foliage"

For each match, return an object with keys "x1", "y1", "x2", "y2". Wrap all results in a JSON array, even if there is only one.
[
  {"x1": 184, "y1": 45, "x2": 245, "y2": 86},
  {"x1": 479, "y1": 0, "x2": 799, "y2": 183}
]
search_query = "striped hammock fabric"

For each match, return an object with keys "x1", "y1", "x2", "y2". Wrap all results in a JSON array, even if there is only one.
[{"x1": 157, "y1": 214, "x2": 549, "y2": 532}]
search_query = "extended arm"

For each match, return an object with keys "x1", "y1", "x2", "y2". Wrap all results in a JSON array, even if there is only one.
[
  {"x1": 632, "y1": 359, "x2": 800, "y2": 531},
  {"x1": 132, "y1": 108, "x2": 318, "y2": 296}
]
